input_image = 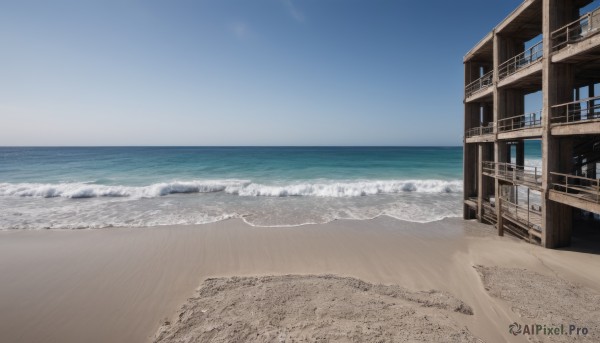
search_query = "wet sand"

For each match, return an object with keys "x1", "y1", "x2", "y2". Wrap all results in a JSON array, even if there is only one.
[{"x1": 0, "y1": 216, "x2": 599, "y2": 343}]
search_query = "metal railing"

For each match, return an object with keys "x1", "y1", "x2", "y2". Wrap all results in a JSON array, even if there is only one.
[
  {"x1": 497, "y1": 110, "x2": 542, "y2": 132},
  {"x1": 551, "y1": 7, "x2": 600, "y2": 51},
  {"x1": 551, "y1": 172, "x2": 600, "y2": 203},
  {"x1": 497, "y1": 162, "x2": 542, "y2": 188},
  {"x1": 500, "y1": 196, "x2": 542, "y2": 232},
  {"x1": 498, "y1": 41, "x2": 543, "y2": 80},
  {"x1": 482, "y1": 161, "x2": 542, "y2": 188},
  {"x1": 465, "y1": 123, "x2": 495, "y2": 138},
  {"x1": 465, "y1": 70, "x2": 493, "y2": 98},
  {"x1": 551, "y1": 96, "x2": 600, "y2": 125}
]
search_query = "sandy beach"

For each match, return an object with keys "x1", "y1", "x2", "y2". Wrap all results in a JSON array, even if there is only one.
[{"x1": 1, "y1": 217, "x2": 599, "y2": 343}]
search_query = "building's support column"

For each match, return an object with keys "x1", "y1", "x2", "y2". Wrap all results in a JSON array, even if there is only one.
[
  {"x1": 493, "y1": 31, "x2": 502, "y2": 232},
  {"x1": 464, "y1": 143, "x2": 478, "y2": 219},
  {"x1": 464, "y1": 53, "x2": 485, "y2": 221},
  {"x1": 477, "y1": 144, "x2": 484, "y2": 221},
  {"x1": 484, "y1": 144, "x2": 495, "y2": 223},
  {"x1": 477, "y1": 143, "x2": 495, "y2": 222},
  {"x1": 495, "y1": 139, "x2": 509, "y2": 234},
  {"x1": 464, "y1": 102, "x2": 480, "y2": 219},
  {"x1": 542, "y1": 0, "x2": 575, "y2": 248}
]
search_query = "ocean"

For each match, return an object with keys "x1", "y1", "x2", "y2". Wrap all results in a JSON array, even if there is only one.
[{"x1": 0, "y1": 145, "x2": 541, "y2": 229}]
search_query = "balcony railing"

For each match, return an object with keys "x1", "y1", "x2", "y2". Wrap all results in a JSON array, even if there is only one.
[
  {"x1": 483, "y1": 161, "x2": 542, "y2": 189},
  {"x1": 465, "y1": 70, "x2": 493, "y2": 98},
  {"x1": 497, "y1": 110, "x2": 542, "y2": 133},
  {"x1": 551, "y1": 96, "x2": 600, "y2": 125},
  {"x1": 551, "y1": 172, "x2": 600, "y2": 204},
  {"x1": 500, "y1": 196, "x2": 542, "y2": 232},
  {"x1": 465, "y1": 123, "x2": 495, "y2": 138},
  {"x1": 498, "y1": 41, "x2": 543, "y2": 80},
  {"x1": 551, "y1": 7, "x2": 600, "y2": 51}
]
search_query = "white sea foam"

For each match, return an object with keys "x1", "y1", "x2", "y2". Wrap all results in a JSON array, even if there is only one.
[
  {"x1": 0, "y1": 179, "x2": 463, "y2": 199},
  {"x1": 0, "y1": 180, "x2": 250, "y2": 199},
  {"x1": 0, "y1": 179, "x2": 465, "y2": 229},
  {"x1": 226, "y1": 180, "x2": 462, "y2": 197}
]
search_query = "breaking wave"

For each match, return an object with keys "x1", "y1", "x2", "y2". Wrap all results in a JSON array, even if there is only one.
[{"x1": 0, "y1": 179, "x2": 463, "y2": 199}]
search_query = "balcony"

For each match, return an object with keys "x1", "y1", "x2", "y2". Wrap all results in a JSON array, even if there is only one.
[
  {"x1": 497, "y1": 110, "x2": 543, "y2": 139},
  {"x1": 499, "y1": 185, "x2": 543, "y2": 244},
  {"x1": 465, "y1": 123, "x2": 495, "y2": 142},
  {"x1": 465, "y1": 70, "x2": 493, "y2": 100},
  {"x1": 482, "y1": 161, "x2": 542, "y2": 190},
  {"x1": 501, "y1": 198, "x2": 542, "y2": 230},
  {"x1": 550, "y1": 96, "x2": 600, "y2": 135},
  {"x1": 551, "y1": 7, "x2": 600, "y2": 52},
  {"x1": 498, "y1": 41, "x2": 543, "y2": 80},
  {"x1": 550, "y1": 172, "x2": 600, "y2": 214}
]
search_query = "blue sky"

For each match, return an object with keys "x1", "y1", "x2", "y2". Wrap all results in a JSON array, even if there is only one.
[{"x1": 1, "y1": 0, "x2": 529, "y2": 146}]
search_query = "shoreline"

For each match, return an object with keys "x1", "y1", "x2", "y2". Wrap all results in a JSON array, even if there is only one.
[
  {"x1": 1, "y1": 217, "x2": 598, "y2": 342},
  {"x1": 0, "y1": 212, "x2": 465, "y2": 231}
]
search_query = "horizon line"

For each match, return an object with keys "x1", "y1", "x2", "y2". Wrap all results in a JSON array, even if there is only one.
[{"x1": 0, "y1": 145, "x2": 463, "y2": 148}]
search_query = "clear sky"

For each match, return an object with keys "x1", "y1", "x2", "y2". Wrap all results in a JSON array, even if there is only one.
[{"x1": 1, "y1": 0, "x2": 530, "y2": 146}]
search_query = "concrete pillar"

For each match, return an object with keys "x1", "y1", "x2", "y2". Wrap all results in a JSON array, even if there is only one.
[
  {"x1": 493, "y1": 32, "x2": 502, "y2": 232},
  {"x1": 464, "y1": 54, "x2": 486, "y2": 220},
  {"x1": 477, "y1": 143, "x2": 495, "y2": 222},
  {"x1": 464, "y1": 142, "x2": 478, "y2": 220},
  {"x1": 463, "y1": 103, "x2": 479, "y2": 220},
  {"x1": 477, "y1": 144, "x2": 483, "y2": 221},
  {"x1": 494, "y1": 141, "x2": 508, "y2": 233},
  {"x1": 542, "y1": 0, "x2": 575, "y2": 248}
]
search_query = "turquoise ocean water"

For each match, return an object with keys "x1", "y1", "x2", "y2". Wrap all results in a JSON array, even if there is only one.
[{"x1": 0, "y1": 145, "x2": 541, "y2": 229}]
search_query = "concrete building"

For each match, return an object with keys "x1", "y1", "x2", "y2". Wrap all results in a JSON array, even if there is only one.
[{"x1": 463, "y1": 0, "x2": 600, "y2": 248}]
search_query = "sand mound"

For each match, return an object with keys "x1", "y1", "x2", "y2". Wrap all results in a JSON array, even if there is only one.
[
  {"x1": 153, "y1": 274, "x2": 479, "y2": 343},
  {"x1": 475, "y1": 266, "x2": 600, "y2": 343}
]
